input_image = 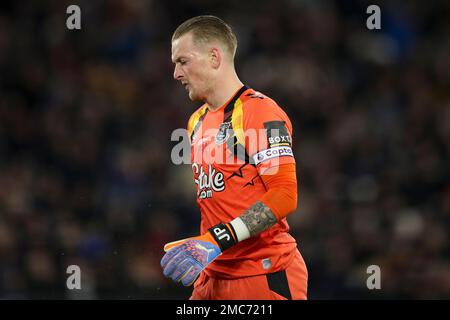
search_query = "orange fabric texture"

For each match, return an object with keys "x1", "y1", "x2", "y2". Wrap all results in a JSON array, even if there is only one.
[
  {"x1": 260, "y1": 163, "x2": 298, "y2": 221},
  {"x1": 242, "y1": 96, "x2": 296, "y2": 175},
  {"x1": 190, "y1": 249, "x2": 308, "y2": 300}
]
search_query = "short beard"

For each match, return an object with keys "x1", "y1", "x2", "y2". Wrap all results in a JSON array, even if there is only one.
[{"x1": 189, "y1": 86, "x2": 210, "y2": 103}]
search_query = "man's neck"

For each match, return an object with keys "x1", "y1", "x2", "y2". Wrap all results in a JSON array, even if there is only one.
[{"x1": 205, "y1": 74, "x2": 244, "y2": 111}]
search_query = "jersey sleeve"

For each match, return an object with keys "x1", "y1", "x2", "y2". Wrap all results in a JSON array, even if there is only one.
[
  {"x1": 260, "y1": 163, "x2": 298, "y2": 220},
  {"x1": 242, "y1": 95, "x2": 295, "y2": 175}
]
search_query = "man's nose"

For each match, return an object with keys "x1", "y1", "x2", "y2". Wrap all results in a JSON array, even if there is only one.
[{"x1": 173, "y1": 64, "x2": 183, "y2": 80}]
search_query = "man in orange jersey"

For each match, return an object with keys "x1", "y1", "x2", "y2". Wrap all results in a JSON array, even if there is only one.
[{"x1": 161, "y1": 15, "x2": 308, "y2": 300}]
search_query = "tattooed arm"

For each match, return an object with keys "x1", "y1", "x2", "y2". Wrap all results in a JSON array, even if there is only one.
[
  {"x1": 228, "y1": 164, "x2": 298, "y2": 242},
  {"x1": 228, "y1": 200, "x2": 279, "y2": 242},
  {"x1": 239, "y1": 201, "x2": 278, "y2": 237}
]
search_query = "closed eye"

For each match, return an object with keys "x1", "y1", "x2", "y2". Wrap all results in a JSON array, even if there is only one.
[{"x1": 174, "y1": 57, "x2": 188, "y2": 66}]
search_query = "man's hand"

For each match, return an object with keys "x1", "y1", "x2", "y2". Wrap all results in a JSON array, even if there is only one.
[{"x1": 160, "y1": 223, "x2": 237, "y2": 286}]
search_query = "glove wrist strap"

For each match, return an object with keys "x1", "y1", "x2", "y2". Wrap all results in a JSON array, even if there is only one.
[{"x1": 208, "y1": 223, "x2": 237, "y2": 251}]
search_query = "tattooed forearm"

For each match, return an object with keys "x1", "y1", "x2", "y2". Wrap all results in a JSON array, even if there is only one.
[{"x1": 240, "y1": 201, "x2": 277, "y2": 237}]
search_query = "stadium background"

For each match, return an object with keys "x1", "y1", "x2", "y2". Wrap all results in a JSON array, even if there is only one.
[{"x1": 0, "y1": 0, "x2": 449, "y2": 299}]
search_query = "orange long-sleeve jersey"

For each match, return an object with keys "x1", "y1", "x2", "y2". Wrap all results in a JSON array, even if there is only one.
[{"x1": 187, "y1": 85, "x2": 300, "y2": 279}]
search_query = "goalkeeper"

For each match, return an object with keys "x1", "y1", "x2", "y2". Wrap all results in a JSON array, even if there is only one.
[{"x1": 161, "y1": 15, "x2": 308, "y2": 300}]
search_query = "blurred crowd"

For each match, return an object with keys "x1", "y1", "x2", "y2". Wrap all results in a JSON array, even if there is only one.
[{"x1": 0, "y1": 0, "x2": 449, "y2": 299}]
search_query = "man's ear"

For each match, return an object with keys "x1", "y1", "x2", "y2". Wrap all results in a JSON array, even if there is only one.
[{"x1": 210, "y1": 47, "x2": 221, "y2": 69}]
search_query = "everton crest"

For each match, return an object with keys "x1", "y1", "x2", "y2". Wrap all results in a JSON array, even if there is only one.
[{"x1": 215, "y1": 121, "x2": 232, "y2": 145}]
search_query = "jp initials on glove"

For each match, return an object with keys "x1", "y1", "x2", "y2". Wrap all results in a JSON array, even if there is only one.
[{"x1": 160, "y1": 223, "x2": 237, "y2": 286}]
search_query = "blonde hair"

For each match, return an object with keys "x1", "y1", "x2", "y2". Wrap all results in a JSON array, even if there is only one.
[{"x1": 172, "y1": 15, "x2": 237, "y2": 59}]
